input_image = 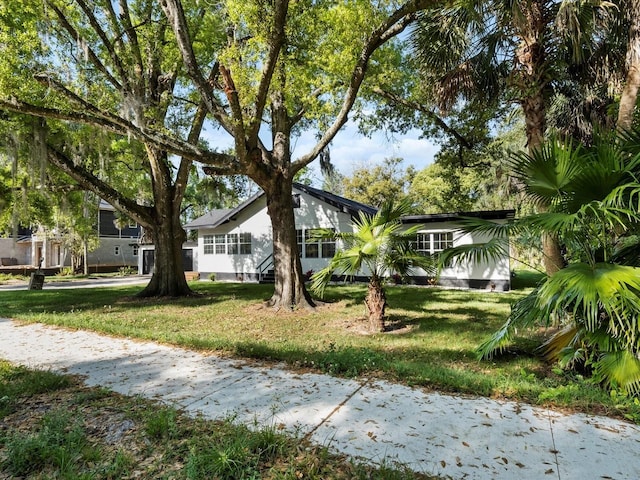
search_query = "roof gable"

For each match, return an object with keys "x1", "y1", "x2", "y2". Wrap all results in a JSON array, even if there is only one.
[
  {"x1": 183, "y1": 191, "x2": 265, "y2": 229},
  {"x1": 184, "y1": 185, "x2": 377, "y2": 230},
  {"x1": 292, "y1": 183, "x2": 377, "y2": 217}
]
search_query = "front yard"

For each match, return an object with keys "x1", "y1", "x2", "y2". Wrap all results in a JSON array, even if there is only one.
[{"x1": 0, "y1": 280, "x2": 638, "y2": 421}]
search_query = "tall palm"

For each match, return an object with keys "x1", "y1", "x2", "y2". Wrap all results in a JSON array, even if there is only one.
[
  {"x1": 309, "y1": 200, "x2": 435, "y2": 333},
  {"x1": 442, "y1": 129, "x2": 640, "y2": 393},
  {"x1": 411, "y1": 0, "x2": 625, "y2": 274}
]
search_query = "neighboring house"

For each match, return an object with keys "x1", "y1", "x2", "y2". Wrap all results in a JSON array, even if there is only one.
[
  {"x1": 0, "y1": 200, "x2": 141, "y2": 272},
  {"x1": 183, "y1": 183, "x2": 514, "y2": 290}
]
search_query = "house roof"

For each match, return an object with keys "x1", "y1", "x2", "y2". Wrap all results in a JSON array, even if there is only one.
[
  {"x1": 183, "y1": 191, "x2": 265, "y2": 229},
  {"x1": 183, "y1": 182, "x2": 515, "y2": 231},
  {"x1": 183, "y1": 184, "x2": 377, "y2": 230},
  {"x1": 292, "y1": 183, "x2": 378, "y2": 217},
  {"x1": 401, "y1": 209, "x2": 516, "y2": 224}
]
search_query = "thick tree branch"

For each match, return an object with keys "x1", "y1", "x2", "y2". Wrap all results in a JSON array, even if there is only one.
[
  {"x1": 293, "y1": 0, "x2": 435, "y2": 171},
  {"x1": 118, "y1": 0, "x2": 145, "y2": 92},
  {"x1": 118, "y1": 1, "x2": 143, "y2": 67},
  {"x1": 0, "y1": 97, "x2": 227, "y2": 169},
  {"x1": 373, "y1": 87, "x2": 474, "y2": 150},
  {"x1": 199, "y1": 152, "x2": 243, "y2": 175},
  {"x1": 174, "y1": 102, "x2": 208, "y2": 207},
  {"x1": 47, "y1": 144, "x2": 153, "y2": 228},
  {"x1": 74, "y1": 0, "x2": 131, "y2": 89},
  {"x1": 202, "y1": 163, "x2": 240, "y2": 176},
  {"x1": 248, "y1": 0, "x2": 289, "y2": 141}
]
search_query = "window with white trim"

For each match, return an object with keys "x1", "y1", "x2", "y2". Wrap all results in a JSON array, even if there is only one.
[
  {"x1": 203, "y1": 235, "x2": 215, "y2": 255},
  {"x1": 204, "y1": 233, "x2": 252, "y2": 255},
  {"x1": 239, "y1": 233, "x2": 252, "y2": 254},
  {"x1": 433, "y1": 232, "x2": 453, "y2": 252},
  {"x1": 414, "y1": 231, "x2": 453, "y2": 255},
  {"x1": 214, "y1": 234, "x2": 226, "y2": 254},
  {"x1": 305, "y1": 229, "x2": 319, "y2": 258},
  {"x1": 296, "y1": 228, "x2": 335, "y2": 258},
  {"x1": 321, "y1": 231, "x2": 336, "y2": 258}
]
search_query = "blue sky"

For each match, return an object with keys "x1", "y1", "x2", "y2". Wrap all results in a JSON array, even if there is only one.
[{"x1": 203, "y1": 120, "x2": 440, "y2": 186}]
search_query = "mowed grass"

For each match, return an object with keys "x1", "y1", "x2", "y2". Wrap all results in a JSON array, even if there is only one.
[{"x1": 1, "y1": 280, "x2": 638, "y2": 421}]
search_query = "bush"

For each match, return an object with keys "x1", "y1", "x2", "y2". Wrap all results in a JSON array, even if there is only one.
[
  {"x1": 58, "y1": 266, "x2": 74, "y2": 276},
  {"x1": 118, "y1": 266, "x2": 136, "y2": 276},
  {"x1": 208, "y1": 273, "x2": 216, "y2": 282}
]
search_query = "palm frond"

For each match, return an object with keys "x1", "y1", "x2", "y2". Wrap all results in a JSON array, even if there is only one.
[
  {"x1": 507, "y1": 139, "x2": 583, "y2": 208},
  {"x1": 453, "y1": 216, "x2": 517, "y2": 238},
  {"x1": 537, "y1": 263, "x2": 640, "y2": 350},
  {"x1": 595, "y1": 350, "x2": 640, "y2": 395},
  {"x1": 438, "y1": 237, "x2": 509, "y2": 269},
  {"x1": 540, "y1": 324, "x2": 581, "y2": 363},
  {"x1": 476, "y1": 288, "x2": 550, "y2": 359}
]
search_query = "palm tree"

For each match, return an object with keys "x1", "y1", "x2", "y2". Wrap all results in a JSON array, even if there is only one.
[
  {"x1": 410, "y1": 0, "x2": 629, "y2": 274},
  {"x1": 442, "y1": 130, "x2": 640, "y2": 394},
  {"x1": 309, "y1": 199, "x2": 435, "y2": 333}
]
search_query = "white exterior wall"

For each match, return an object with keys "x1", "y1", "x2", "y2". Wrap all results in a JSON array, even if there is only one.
[
  {"x1": 196, "y1": 198, "x2": 271, "y2": 279},
  {"x1": 294, "y1": 191, "x2": 355, "y2": 274},
  {"x1": 196, "y1": 190, "x2": 356, "y2": 280},
  {"x1": 409, "y1": 220, "x2": 510, "y2": 289},
  {"x1": 191, "y1": 189, "x2": 511, "y2": 289}
]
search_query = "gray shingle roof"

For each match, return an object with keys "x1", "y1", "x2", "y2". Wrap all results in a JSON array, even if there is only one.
[{"x1": 183, "y1": 191, "x2": 265, "y2": 229}]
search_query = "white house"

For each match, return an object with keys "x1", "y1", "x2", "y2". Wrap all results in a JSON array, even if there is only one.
[
  {"x1": 184, "y1": 183, "x2": 514, "y2": 290},
  {"x1": 0, "y1": 200, "x2": 141, "y2": 273}
]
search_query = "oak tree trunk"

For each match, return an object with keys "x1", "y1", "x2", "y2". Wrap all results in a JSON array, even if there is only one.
[
  {"x1": 137, "y1": 215, "x2": 191, "y2": 297},
  {"x1": 366, "y1": 276, "x2": 387, "y2": 332},
  {"x1": 264, "y1": 176, "x2": 315, "y2": 309},
  {"x1": 137, "y1": 147, "x2": 192, "y2": 298}
]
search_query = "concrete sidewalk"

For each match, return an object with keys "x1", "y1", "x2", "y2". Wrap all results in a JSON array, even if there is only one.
[
  {"x1": 0, "y1": 318, "x2": 638, "y2": 479},
  {"x1": 0, "y1": 275, "x2": 149, "y2": 291}
]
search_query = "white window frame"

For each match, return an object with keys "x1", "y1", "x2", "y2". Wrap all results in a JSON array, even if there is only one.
[
  {"x1": 206, "y1": 233, "x2": 252, "y2": 255},
  {"x1": 415, "y1": 231, "x2": 454, "y2": 255},
  {"x1": 203, "y1": 235, "x2": 215, "y2": 255}
]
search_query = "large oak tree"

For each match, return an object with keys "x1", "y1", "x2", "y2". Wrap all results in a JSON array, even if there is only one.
[{"x1": 0, "y1": 0, "x2": 434, "y2": 304}]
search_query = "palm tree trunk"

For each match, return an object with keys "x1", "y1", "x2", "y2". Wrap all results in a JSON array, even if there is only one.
[
  {"x1": 366, "y1": 276, "x2": 387, "y2": 332},
  {"x1": 617, "y1": 0, "x2": 640, "y2": 131}
]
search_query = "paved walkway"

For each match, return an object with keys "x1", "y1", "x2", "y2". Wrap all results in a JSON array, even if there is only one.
[
  {"x1": 0, "y1": 275, "x2": 149, "y2": 291},
  {"x1": 0, "y1": 318, "x2": 639, "y2": 479}
]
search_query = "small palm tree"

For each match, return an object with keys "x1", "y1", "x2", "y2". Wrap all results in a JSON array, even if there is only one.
[
  {"x1": 442, "y1": 130, "x2": 640, "y2": 394},
  {"x1": 309, "y1": 199, "x2": 435, "y2": 333}
]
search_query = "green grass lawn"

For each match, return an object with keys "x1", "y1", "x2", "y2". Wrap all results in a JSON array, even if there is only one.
[{"x1": 1, "y1": 280, "x2": 638, "y2": 422}]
